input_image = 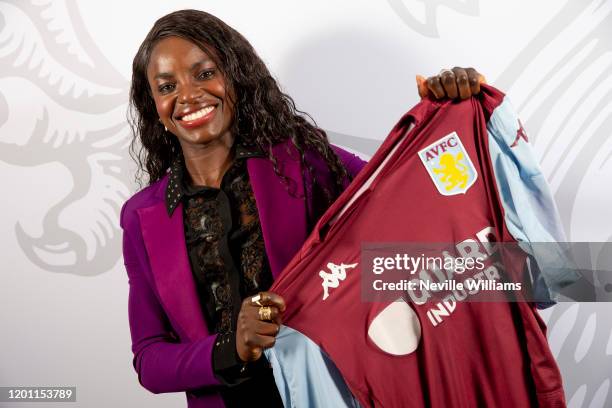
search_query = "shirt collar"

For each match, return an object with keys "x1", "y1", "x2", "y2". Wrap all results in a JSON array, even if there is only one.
[{"x1": 165, "y1": 142, "x2": 264, "y2": 216}]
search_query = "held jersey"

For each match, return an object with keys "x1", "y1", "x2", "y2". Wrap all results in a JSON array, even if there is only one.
[{"x1": 264, "y1": 85, "x2": 576, "y2": 408}]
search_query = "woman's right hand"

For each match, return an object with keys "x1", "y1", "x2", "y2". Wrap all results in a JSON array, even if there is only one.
[{"x1": 236, "y1": 291, "x2": 286, "y2": 362}]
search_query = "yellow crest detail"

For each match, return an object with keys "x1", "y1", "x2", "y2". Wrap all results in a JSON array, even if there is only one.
[{"x1": 432, "y1": 152, "x2": 469, "y2": 191}]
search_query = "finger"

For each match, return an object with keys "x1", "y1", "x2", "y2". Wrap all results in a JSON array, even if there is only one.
[
  {"x1": 257, "y1": 291, "x2": 286, "y2": 312},
  {"x1": 249, "y1": 348, "x2": 263, "y2": 361},
  {"x1": 240, "y1": 344, "x2": 263, "y2": 362},
  {"x1": 254, "y1": 320, "x2": 281, "y2": 337},
  {"x1": 416, "y1": 75, "x2": 429, "y2": 99},
  {"x1": 452, "y1": 67, "x2": 471, "y2": 99},
  {"x1": 440, "y1": 69, "x2": 459, "y2": 99},
  {"x1": 237, "y1": 344, "x2": 262, "y2": 362},
  {"x1": 246, "y1": 333, "x2": 277, "y2": 350},
  {"x1": 244, "y1": 303, "x2": 283, "y2": 326},
  {"x1": 255, "y1": 306, "x2": 281, "y2": 323},
  {"x1": 426, "y1": 76, "x2": 446, "y2": 99},
  {"x1": 465, "y1": 67, "x2": 481, "y2": 95}
]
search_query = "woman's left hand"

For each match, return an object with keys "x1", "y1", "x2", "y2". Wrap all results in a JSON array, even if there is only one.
[{"x1": 417, "y1": 67, "x2": 486, "y2": 100}]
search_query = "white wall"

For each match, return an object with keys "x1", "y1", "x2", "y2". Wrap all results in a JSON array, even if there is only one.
[{"x1": 1, "y1": 1, "x2": 610, "y2": 407}]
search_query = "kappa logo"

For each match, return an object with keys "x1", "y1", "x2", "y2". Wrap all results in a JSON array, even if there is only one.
[
  {"x1": 319, "y1": 262, "x2": 358, "y2": 300},
  {"x1": 510, "y1": 119, "x2": 529, "y2": 147},
  {"x1": 418, "y1": 132, "x2": 478, "y2": 195}
]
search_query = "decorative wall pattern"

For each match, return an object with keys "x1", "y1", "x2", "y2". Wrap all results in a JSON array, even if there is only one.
[{"x1": 1, "y1": 1, "x2": 610, "y2": 407}]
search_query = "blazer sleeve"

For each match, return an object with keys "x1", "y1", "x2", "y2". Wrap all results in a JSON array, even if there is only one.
[
  {"x1": 120, "y1": 201, "x2": 222, "y2": 394},
  {"x1": 331, "y1": 145, "x2": 368, "y2": 178}
]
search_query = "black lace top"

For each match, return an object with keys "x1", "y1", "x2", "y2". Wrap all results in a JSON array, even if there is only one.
[{"x1": 165, "y1": 144, "x2": 282, "y2": 407}]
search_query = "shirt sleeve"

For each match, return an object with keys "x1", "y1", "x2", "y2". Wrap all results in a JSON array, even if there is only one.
[{"x1": 485, "y1": 96, "x2": 580, "y2": 305}]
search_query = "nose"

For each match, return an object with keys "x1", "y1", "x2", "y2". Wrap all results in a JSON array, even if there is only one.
[{"x1": 178, "y1": 81, "x2": 204, "y2": 104}]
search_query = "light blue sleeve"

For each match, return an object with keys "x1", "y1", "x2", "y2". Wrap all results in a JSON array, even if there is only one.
[
  {"x1": 486, "y1": 98, "x2": 580, "y2": 304},
  {"x1": 264, "y1": 326, "x2": 362, "y2": 408}
]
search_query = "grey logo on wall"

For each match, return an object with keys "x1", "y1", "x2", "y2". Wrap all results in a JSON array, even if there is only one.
[
  {"x1": 386, "y1": 0, "x2": 479, "y2": 37},
  {"x1": 496, "y1": 1, "x2": 612, "y2": 407},
  {"x1": 0, "y1": 1, "x2": 130, "y2": 275},
  {"x1": 0, "y1": 1, "x2": 610, "y2": 407}
]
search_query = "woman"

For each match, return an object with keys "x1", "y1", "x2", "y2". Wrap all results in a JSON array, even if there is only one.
[{"x1": 121, "y1": 9, "x2": 484, "y2": 408}]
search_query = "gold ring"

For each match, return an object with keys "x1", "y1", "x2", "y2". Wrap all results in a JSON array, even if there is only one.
[
  {"x1": 251, "y1": 293, "x2": 263, "y2": 307},
  {"x1": 258, "y1": 306, "x2": 272, "y2": 321}
]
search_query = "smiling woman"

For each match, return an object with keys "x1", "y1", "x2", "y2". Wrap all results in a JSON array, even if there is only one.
[{"x1": 122, "y1": 8, "x2": 484, "y2": 408}]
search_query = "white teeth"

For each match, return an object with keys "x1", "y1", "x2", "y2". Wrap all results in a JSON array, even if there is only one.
[{"x1": 182, "y1": 105, "x2": 215, "y2": 121}]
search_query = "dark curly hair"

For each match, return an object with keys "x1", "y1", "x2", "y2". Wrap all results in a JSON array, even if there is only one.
[{"x1": 128, "y1": 9, "x2": 350, "y2": 203}]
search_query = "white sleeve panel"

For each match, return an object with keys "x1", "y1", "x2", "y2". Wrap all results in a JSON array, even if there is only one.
[
  {"x1": 264, "y1": 326, "x2": 362, "y2": 408},
  {"x1": 486, "y1": 97, "x2": 579, "y2": 298}
]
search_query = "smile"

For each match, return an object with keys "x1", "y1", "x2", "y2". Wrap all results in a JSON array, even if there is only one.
[
  {"x1": 181, "y1": 105, "x2": 215, "y2": 121},
  {"x1": 177, "y1": 105, "x2": 217, "y2": 128}
]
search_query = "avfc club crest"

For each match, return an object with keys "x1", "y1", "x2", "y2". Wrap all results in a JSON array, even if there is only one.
[{"x1": 418, "y1": 132, "x2": 478, "y2": 195}]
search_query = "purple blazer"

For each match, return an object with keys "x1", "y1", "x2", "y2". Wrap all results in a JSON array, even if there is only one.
[{"x1": 120, "y1": 140, "x2": 366, "y2": 408}]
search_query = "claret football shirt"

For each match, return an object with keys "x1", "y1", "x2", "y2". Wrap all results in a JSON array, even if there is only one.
[{"x1": 265, "y1": 85, "x2": 574, "y2": 408}]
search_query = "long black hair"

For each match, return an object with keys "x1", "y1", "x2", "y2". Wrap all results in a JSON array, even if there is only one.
[{"x1": 128, "y1": 9, "x2": 349, "y2": 202}]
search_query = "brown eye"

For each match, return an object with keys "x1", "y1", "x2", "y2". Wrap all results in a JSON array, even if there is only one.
[
  {"x1": 197, "y1": 70, "x2": 214, "y2": 80},
  {"x1": 158, "y1": 83, "x2": 175, "y2": 94}
]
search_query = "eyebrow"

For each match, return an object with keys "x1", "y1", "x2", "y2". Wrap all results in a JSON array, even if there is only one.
[{"x1": 154, "y1": 59, "x2": 214, "y2": 80}]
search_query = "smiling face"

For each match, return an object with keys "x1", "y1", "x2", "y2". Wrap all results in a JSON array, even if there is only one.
[{"x1": 146, "y1": 36, "x2": 235, "y2": 151}]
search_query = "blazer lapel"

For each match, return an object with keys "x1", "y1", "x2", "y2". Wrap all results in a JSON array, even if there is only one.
[
  {"x1": 137, "y1": 177, "x2": 209, "y2": 341},
  {"x1": 248, "y1": 142, "x2": 307, "y2": 279},
  {"x1": 135, "y1": 141, "x2": 307, "y2": 341}
]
